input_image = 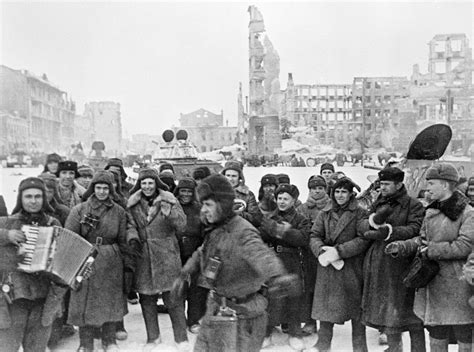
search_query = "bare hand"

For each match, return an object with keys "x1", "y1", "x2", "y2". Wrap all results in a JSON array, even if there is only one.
[
  {"x1": 161, "y1": 202, "x2": 172, "y2": 217},
  {"x1": 8, "y1": 230, "x2": 25, "y2": 246}
]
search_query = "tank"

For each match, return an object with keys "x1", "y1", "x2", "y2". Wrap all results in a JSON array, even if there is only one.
[
  {"x1": 149, "y1": 129, "x2": 223, "y2": 178},
  {"x1": 87, "y1": 141, "x2": 108, "y2": 171}
]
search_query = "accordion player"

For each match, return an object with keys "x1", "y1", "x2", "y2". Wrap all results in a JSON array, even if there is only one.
[{"x1": 17, "y1": 225, "x2": 97, "y2": 289}]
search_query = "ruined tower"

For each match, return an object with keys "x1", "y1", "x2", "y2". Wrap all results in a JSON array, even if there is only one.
[{"x1": 247, "y1": 5, "x2": 282, "y2": 155}]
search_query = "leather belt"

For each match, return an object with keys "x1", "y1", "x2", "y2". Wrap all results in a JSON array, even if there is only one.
[
  {"x1": 273, "y1": 244, "x2": 299, "y2": 254},
  {"x1": 210, "y1": 290, "x2": 258, "y2": 305}
]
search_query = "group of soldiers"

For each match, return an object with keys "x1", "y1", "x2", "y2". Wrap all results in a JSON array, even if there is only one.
[{"x1": 1, "y1": 152, "x2": 474, "y2": 352}]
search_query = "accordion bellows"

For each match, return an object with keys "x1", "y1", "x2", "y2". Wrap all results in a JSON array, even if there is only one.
[{"x1": 18, "y1": 225, "x2": 95, "y2": 288}]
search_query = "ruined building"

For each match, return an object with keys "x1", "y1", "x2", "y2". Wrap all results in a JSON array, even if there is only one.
[
  {"x1": 281, "y1": 73, "x2": 353, "y2": 147},
  {"x1": 179, "y1": 108, "x2": 237, "y2": 153},
  {"x1": 410, "y1": 34, "x2": 473, "y2": 154},
  {"x1": 0, "y1": 65, "x2": 76, "y2": 153},
  {"x1": 84, "y1": 102, "x2": 123, "y2": 157},
  {"x1": 247, "y1": 5, "x2": 282, "y2": 155}
]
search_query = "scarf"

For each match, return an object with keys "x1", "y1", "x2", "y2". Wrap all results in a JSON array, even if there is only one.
[{"x1": 305, "y1": 192, "x2": 330, "y2": 210}]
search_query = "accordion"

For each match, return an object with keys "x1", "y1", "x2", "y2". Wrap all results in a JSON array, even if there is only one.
[{"x1": 18, "y1": 225, "x2": 97, "y2": 290}]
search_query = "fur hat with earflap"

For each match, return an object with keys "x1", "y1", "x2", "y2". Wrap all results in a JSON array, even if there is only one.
[
  {"x1": 12, "y1": 177, "x2": 54, "y2": 214},
  {"x1": 197, "y1": 174, "x2": 236, "y2": 221},
  {"x1": 82, "y1": 171, "x2": 118, "y2": 201},
  {"x1": 129, "y1": 168, "x2": 169, "y2": 195}
]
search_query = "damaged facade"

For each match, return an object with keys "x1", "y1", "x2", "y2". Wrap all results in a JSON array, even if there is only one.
[
  {"x1": 179, "y1": 108, "x2": 237, "y2": 153},
  {"x1": 281, "y1": 73, "x2": 353, "y2": 147},
  {"x1": 410, "y1": 33, "x2": 474, "y2": 154},
  {"x1": 247, "y1": 5, "x2": 282, "y2": 155}
]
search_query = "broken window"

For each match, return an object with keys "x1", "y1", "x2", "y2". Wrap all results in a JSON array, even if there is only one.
[
  {"x1": 375, "y1": 110, "x2": 381, "y2": 117},
  {"x1": 384, "y1": 110, "x2": 390, "y2": 117},
  {"x1": 375, "y1": 81, "x2": 381, "y2": 89},
  {"x1": 435, "y1": 62, "x2": 446, "y2": 74},
  {"x1": 355, "y1": 81, "x2": 363, "y2": 89},
  {"x1": 375, "y1": 96, "x2": 382, "y2": 106},
  {"x1": 384, "y1": 95, "x2": 391, "y2": 103},
  {"x1": 434, "y1": 40, "x2": 446, "y2": 53},
  {"x1": 451, "y1": 39, "x2": 462, "y2": 52},
  {"x1": 365, "y1": 110, "x2": 371, "y2": 117},
  {"x1": 355, "y1": 110, "x2": 362, "y2": 118},
  {"x1": 365, "y1": 96, "x2": 371, "y2": 104},
  {"x1": 365, "y1": 81, "x2": 371, "y2": 89}
]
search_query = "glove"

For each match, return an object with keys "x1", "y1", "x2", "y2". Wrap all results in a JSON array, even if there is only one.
[
  {"x1": 372, "y1": 204, "x2": 394, "y2": 225},
  {"x1": 158, "y1": 190, "x2": 177, "y2": 205},
  {"x1": 267, "y1": 274, "x2": 301, "y2": 299},
  {"x1": 363, "y1": 226, "x2": 389, "y2": 240},
  {"x1": 123, "y1": 270, "x2": 134, "y2": 295},
  {"x1": 384, "y1": 241, "x2": 402, "y2": 257},
  {"x1": 275, "y1": 221, "x2": 291, "y2": 239},
  {"x1": 318, "y1": 246, "x2": 341, "y2": 267}
]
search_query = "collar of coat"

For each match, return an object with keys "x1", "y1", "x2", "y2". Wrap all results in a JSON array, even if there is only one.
[
  {"x1": 327, "y1": 196, "x2": 359, "y2": 213},
  {"x1": 88, "y1": 194, "x2": 114, "y2": 209},
  {"x1": 234, "y1": 183, "x2": 250, "y2": 195},
  {"x1": 127, "y1": 189, "x2": 166, "y2": 223},
  {"x1": 426, "y1": 190, "x2": 469, "y2": 221}
]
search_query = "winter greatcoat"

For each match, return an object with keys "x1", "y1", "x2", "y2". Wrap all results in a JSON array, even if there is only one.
[
  {"x1": 56, "y1": 181, "x2": 85, "y2": 209},
  {"x1": 259, "y1": 206, "x2": 311, "y2": 326},
  {"x1": 47, "y1": 197, "x2": 70, "y2": 226},
  {"x1": 360, "y1": 186, "x2": 425, "y2": 333},
  {"x1": 412, "y1": 191, "x2": 474, "y2": 325},
  {"x1": 234, "y1": 183, "x2": 262, "y2": 227},
  {"x1": 310, "y1": 198, "x2": 371, "y2": 323},
  {"x1": 66, "y1": 195, "x2": 128, "y2": 326},
  {"x1": 0, "y1": 212, "x2": 62, "y2": 329},
  {"x1": 127, "y1": 189, "x2": 186, "y2": 294},
  {"x1": 297, "y1": 192, "x2": 331, "y2": 322}
]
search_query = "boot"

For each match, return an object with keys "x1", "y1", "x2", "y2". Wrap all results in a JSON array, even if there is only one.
[
  {"x1": 409, "y1": 328, "x2": 426, "y2": 352},
  {"x1": 458, "y1": 342, "x2": 473, "y2": 352},
  {"x1": 428, "y1": 337, "x2": 448, "y2": 352},
  {"x1": 385, "y1": 333, "x2": 403, "y2": 352}
]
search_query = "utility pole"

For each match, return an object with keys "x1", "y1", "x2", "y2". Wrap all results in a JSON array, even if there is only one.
[{"x1": 361, "y1": 78, "x2": 366, "y2": 166}]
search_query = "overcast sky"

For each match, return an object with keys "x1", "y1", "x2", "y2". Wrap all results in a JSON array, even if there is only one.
[{"x1": 1, "y1": 1, "x2": 472, "y2": 137}]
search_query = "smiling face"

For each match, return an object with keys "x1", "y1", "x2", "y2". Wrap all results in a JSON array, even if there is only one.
[
  {"x1": 178, "y1": 188, "x2": 194, "y2": 205},
  {"x1": 334, "y1": 188, "x2": 351, "y2": 206},
  {"x1": 276, "y1": 192, "x2": 295, "y2": 212},
  {"x1": 426, "y1": 179, "x2": 452, "y2": 201},
  {"x1": 22, "y1": 188, "x2": 43, "y2": 213},
  {"x1": 140, "y1": 178, "x2": 156, "y2": 197},
  {"x1": 94, "y1": 183, "x2": 110, "y2": 201}
]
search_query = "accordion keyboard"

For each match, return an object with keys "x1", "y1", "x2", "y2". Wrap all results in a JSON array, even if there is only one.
[{"x1": 21, "y1": 225, "x2": 39, "y2": 265}]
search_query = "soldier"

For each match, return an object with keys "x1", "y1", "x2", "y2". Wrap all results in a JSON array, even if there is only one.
[
  {"x1": 259, "y1": 183, "x2": 311, "y2": 350},
  {"x1": 42, "y1": 153, "x2": 61, "y2": 175},
  {"x1": 0, "y1": 178, "x2": 64, "y2": 352},
  {"x1": 360, "y1": 167, "x2": 426, "y2": 352},
  {"x1": 104, "y1": 158, "x2": 133, "y2": 199},
  {"x1": 56, "y1": 161, "x2": 85, "y2": 209},
  {"x1": 76, "y1": 165, "x2": 94, "y2": 190},
  {"x1": 174, "y1": 177, "x2": 207, "y2": 334},
  {"x1": 385, "y1": 163, "x2": 474, "y2": 352},
  {"x1": 222, "y1": 161, "x2": 262, "y2": 227},
  {"x1": 171, "y1": 174, "x2": 297, "y2": 352}
]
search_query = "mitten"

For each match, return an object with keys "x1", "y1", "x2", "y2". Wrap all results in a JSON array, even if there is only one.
[
  {"x1": 372, "y1": 204, "x2": 394, "y2": 225},
  {"x1": 158, "y1": 190, "x2": 177, "y2": 205},
  {"x1": 363, "y1": 226, "x2": 389, "y2": 240},
  {"x1": 318, "y1": 246, "x2": 340, "y2": 267}
]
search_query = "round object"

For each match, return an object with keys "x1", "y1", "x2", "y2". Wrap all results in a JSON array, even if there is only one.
[
  {"x1": 407, "y1": 124, "x2": 452, "y2": 160},
  {"x1": 306, "y1": 157, "x2": 316, "y2": 167},
  {"x1": 176, "y1": 129, "x2": 188, "y2": 141},
  {"x1": 162, "y1": 130, "x2": 175, "y2": 143}
]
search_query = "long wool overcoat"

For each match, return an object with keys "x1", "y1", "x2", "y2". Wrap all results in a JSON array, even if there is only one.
[
  {"x1": 413, "y1": 192, "x2": 474, "y2": 325},
  {"x1": 127, "y1": 190, "x2": 186, "y2": 294},
  {"x1": 66, "y1": 195, "x2": 127, "y2": 326},
  {"x1": 359, "y1": 187, "x2": 425, "y2": 332},
  {"x1": 310, "y1": 199, "x2": 371, "y2": 323},
  {"x1": 259, "y1": 206, "x2": 311, "y2": 325}
]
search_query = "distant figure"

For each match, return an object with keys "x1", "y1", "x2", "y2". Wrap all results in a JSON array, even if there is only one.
[{"x1": 42, "y1": 153, "x2": 61, "y2": 175}]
